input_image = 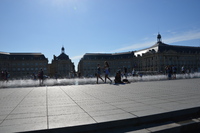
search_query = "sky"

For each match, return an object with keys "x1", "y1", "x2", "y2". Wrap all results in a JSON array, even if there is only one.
[{"x1": 1, "y1": 0, "x2": 200, "y2": 71}]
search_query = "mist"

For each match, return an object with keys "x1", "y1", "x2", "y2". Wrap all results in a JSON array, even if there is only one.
[{"x1": 1, "y1": 72, "x2": 200, "y2": 88}]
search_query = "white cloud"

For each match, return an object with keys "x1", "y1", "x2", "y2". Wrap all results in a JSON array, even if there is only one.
[
  {"x1": 164, "y1": 30, "x2": 200, "y2": 44},
  {"x1": 111, "y1": 41, "x2": 156, "y2": 53},
  {"x1": 112, "y1": 30, "x2": 200, "y2": 53},
  {"x1": 71, "y1": 55, "x2": 83, "y2": 60},
  {"x1": 71, "y1": 30, "x2": 200, "y2": 63}
]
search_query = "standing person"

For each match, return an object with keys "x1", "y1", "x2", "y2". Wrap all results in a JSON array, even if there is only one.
[
  {"x1": 4, "y1": 70, "x2": 8, "y2": 82},
  {"x1": 38, "y1": 69, "x2": 44, "y2": 85},
  {"x1": 172, "y1": 65, "x2": 177, "y2": 79},
  {"x1": 167, "y1": 66, "x2": 172, "y2": 80},
  {"x1": 181, "y1": 66, "x2": 185, "y2": 74},
  {"x1": 1, "y1": 71, "x2": 5, "y2": 81},
  {"x1": 96, "y1": 64, "x2": 104, "y2": 84},
  {"x1": 132, "y1": 68, "x2": 135, "y2": 76},
  {"x1": 123, "y1": 66, "x2": 127, "y2": 79},
  {"x1": 104, "y1": 61, "x2": 112, "y2": 83},
  {"x1": 165, "y1": 66, "x2": 168, "y2": 75}
]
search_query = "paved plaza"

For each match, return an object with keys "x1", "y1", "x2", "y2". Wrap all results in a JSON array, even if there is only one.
[{"x1": 0, "y1": 78, "x2": 200, "y2": 132}]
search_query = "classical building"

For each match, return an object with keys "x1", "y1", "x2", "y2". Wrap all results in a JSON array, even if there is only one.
[
  {"x1": 49, "y1": 47, "x2": 75, "y2": 78},
  {"x1": 78, "y1": 52, "x2": 136, "y2": 77},
  {"x1": 78, "y1": 34, "x2": 200, "y2": 77},
  {"x1": 0, "y1": 52, "x2": 48, "y2": 79},
  {"x1": 134, "y1": 34, "x2": 200, "y2": 73}
]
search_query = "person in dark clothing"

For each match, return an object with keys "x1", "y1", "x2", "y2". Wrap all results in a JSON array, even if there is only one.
[
  {"x1": 114, "y1": 71, "x2": 123, "y2": 84},
  {"x1": 5, "y1": 70, "x2": 9, "y2": 81},
  {"x1": 172, "y1": 65, "x2": 177, "y2": 79},
  {"x1": 1, "y1": 71, "x2": 5, "y2": 81},
  {"x1": 38, "y1": 69, "x2": 44, "y2": 85},
  {"x1": 123, "y1": 67, "x2": 127, "y2": 79},
  {"x1": 96, "y1": 64, "x2": 104, "y2": 84},
  {"x1": 167, "y1": 66, "x2": 172, "y2": 80}
]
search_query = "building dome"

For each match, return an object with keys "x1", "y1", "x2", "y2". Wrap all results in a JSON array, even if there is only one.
[{"x1": 57, "y1": 53, "x2": 69, "y2": 60}]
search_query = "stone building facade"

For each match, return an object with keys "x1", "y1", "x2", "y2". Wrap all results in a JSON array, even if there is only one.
[
  {"x1": 78, "y1": 52, "x2": 136, "y2": 77},
  {"x1": 0, "y1": 52, "x2": 48, "y2": 79},
  {"x1": 78, "y1": 34, "x2": 200, "y2": 77},
  {"x1": 134, "y1": 34, "x2": 200, "y2": 73},
  {"x1": 49, "y1": 47, "x2": 75, "y2": 78},
  {"x1": 0, "y1": 47, "x2": 75, "y2": 79}
]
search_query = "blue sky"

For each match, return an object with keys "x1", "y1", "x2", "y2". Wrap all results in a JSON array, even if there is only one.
[{"x1": 1, "y1": 0, "x2": 200, "y2": 70}]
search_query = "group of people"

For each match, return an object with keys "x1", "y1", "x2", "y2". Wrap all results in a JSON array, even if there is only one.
[
  {"x1": 96, "y1": 61, "x2": 112, "y2": 84},
  {"x1": 165, "y1": 65, "x2": 177, "y2": 80},
  {"x1": 96, "y1": 61, "x2": 130, "y2": 84},
  {"x1": 1, "y1": 69, "x2": 44, "y2": 85},
  {"x1": 165, "y1": 65, "x2": 193, "y2": 80},
  {"x1": 1, "y1": 70, "x2": 9, "y2": 82}
]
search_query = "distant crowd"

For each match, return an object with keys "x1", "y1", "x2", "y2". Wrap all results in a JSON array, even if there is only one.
[
  {"x1": 1, "y1": 69, "x2": 44, "y2": 86},
  {"x1": 1, "y1": 64, "x2": 198, "y2": 86}
]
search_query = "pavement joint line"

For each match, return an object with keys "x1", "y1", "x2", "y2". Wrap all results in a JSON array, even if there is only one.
[
  {"x1": 59, "y1": 86, "x2": 98, "y2": 123},
  {"x1": 0, "y1": 87, "x2": 35, "y2": 125},
  {"x1": 78, "y1": 85, "x2": 138, "y2": 117},
  {"x1": 0, "y1": 78, "x2": 200, "y2": 132}
]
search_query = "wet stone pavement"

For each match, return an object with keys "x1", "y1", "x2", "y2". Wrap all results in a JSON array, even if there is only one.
[{"x1": 0, "y1": 78, "x2": 200, "y2": 133}]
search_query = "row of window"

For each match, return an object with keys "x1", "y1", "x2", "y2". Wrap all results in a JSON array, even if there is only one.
[
  {"x1": 1, "y1": 68, "x2": 47, "y2": 71},
  {"x1": 0, "y1": 63, "x2": 47, "y2": 67}
]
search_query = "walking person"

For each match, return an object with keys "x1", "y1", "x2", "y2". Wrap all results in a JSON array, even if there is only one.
[
  {"x1": 123, "y1": 66, "x2": 127, "y2": 79},
  {"x1": 96, "y1": 64, "x2": 104, "y2": 84},
  {"x1": 104, "y1": 61, "x2": 112, "y2": 83},
  {"x1": 38, "y1": 69, "x2": 44, "y2": 85}
]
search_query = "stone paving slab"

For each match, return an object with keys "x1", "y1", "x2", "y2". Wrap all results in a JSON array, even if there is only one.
[{"x1": 0, "y1": 78, "x2": 200, "y2": 132}]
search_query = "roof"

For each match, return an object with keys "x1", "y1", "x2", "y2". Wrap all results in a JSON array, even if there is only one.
[
  {"x1": 57, "y1": 53, "x2": 70, "y2": 60},
  {"x1": 0, "y1": 52, "x2": 47, "y2": 60},
  {"x1": 134, "y1": 41, "x2": 200, "y2": 56},
  {"x1": 10, "y1": 53, "x2": 43, "y2": 55},
  {"x1": 82, "y1": 52, "x2": 134, "y2": 60}
]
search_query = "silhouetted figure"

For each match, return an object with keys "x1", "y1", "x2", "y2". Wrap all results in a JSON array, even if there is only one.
[
  {"x1": 38, "y1": 69, "x2": 44, "y2": 85},
  {"x1": 1, "y1": 71, "x2": 5, "y2": 81},
  {"x1": 2, "y1": 70, "x2": 9, "y2": 82},
  {"x1": 104, "y1": 61, "x2": 112, "y2": 83},
  {"x1": 172, "y1": 66, "x2": 177, "y2": 79},
  {"x1": 167, "y1": 66, "x2": 172, "y2": 80},
  {"x1": 181, "y1": 66, "x2": 185, "y2": 74},
  {"x1": 132, "y1": 68, "x2": 135, "y2": 76},
  {"x1": 96, "y1": 64, "x2": 104, "y2": 84},
  {"x1": 33, "y1": 73, "x2": 36, "y2": 80},
  {"x1": 123, "y1": 66, "x2": 127, "y2": 79},
  {"x1": 114, "y1": 71, "x2": 123, "y2": 84}
]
